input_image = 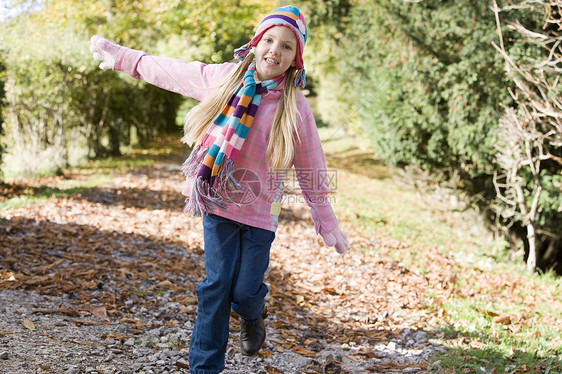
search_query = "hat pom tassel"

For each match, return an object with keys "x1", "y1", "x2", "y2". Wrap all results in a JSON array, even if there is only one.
[
  {"x1": 234, "y1": 43, "x2": 252, "y2": 62},
  {"x1": 294, "y1": 68, "x2": 306, "y2": 88}
]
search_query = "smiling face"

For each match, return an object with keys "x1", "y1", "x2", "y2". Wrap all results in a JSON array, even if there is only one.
[{"x1": 254, "y1": 25, "x2": 298, "y2": 81}]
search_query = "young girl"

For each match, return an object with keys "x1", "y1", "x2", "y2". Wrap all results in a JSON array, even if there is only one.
[{"x1": 90, "y1": 5, "x2": 348, "y2": 373}]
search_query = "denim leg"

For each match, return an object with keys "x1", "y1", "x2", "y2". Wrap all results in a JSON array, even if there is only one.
[
  {"x1": 231, "y1": 224, "x2": 275, "y2": 322},
  {"x1": 189, "y1": 214, "x2": 242, "y2": 374}
]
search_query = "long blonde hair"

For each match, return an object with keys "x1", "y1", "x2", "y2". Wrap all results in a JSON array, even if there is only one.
[{"x1": 181, "y1": 54, "x2": 301, "y2": 170}]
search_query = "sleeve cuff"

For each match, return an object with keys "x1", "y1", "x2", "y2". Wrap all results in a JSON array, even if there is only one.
[{"x1": 310, "y1": 203, "x2": 339, "y2": 236}]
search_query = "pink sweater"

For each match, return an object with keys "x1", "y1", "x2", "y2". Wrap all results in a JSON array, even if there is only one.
[{"x1": 114, "y1": 47, "x2": 339, "y2": 234}]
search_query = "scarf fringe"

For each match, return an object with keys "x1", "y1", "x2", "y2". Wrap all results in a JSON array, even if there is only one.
[
  {"x1": 183, "y1": 156, "x2": 246, "y2": 216},
  {"x1": 181, "y1": 144, "x2": 207, "y2": 178},
  {"x1": 214, "y1": 158, "x2": 245, "y2": 194}
]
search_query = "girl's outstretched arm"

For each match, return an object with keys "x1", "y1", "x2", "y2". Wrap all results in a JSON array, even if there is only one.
[{"x1": 90, "y1": 35, "x2": 233, "y2": 102}]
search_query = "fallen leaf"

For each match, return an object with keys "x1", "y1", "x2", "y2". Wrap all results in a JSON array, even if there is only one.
[
  {"x1": 22, "y1": 320, "x2": 36, "y2": 331},
  {"x1": 85, "y1": 306, "x2": 110, "y2": 322},
  {"x1": 353, "y1": 351, "x2": 384, "y2": 359},
  {"x1": 164, "y1": 320, "x2": 179, "y2": 328},
  {"x1": 24, "y1": 276, "x2": 50, "y2": 285},
  {"x1": 82, "y1": 281, "x2": 98, "y2": 289},
  {"x1": 0, "y1": 270, "x2": 16, "y2": 281},
  {"x1": 101, "y1": 333, "x2": 127, "y2": 341},
  {"x1": 509, "y1": 324, "x2": 521, "y2": 333},
  {"x1": 258, "y1": 349, "x2": 272, "y2": 358},
  {"x1": 290, "y1": 345, "x2": 317, "y2": 357},
  {"x1": 279, "y1": 330, "x2": 298, "y2": 342},
  {"x1": 528, "y1": 330, "x2": 541, "y2": 338},
  {"x1": 179, "y1": 296, "x2": 198, "y2": 305},
  {"x1": 119, "y1": 317, "x2": 140, "y2": 324},
  {"x1": 493, "y1": 314, "x2": 511, "y2": 325},
  {"x1": 266, "y1": 365, "x2": 284, "y2": 374},
  {"x1": 175, "y1": 359, "x2": 189, "y2": 369},
  {"x1": 470, "y1": 339, "x2": 486, "y2": 349},
  {"x1": 157, "y1": 280, "x2": 173, "y2": 287},
  {"x1": 46, "y1": 258, "x2": 65, "y2": 268},
  {"x1": 71, "y1": 320, "x2": 111, "y2": 327}
]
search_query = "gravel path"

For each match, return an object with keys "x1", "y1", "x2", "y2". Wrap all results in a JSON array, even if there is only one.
[
  {"x1": 0, "y1": 155, "x2": 441, "y2": 373},
  {"x1": 0, "y1": 288, "x2": 437, "y2": 374}
]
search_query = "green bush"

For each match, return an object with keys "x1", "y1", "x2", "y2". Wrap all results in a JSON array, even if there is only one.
[
  {"x1": 0, "y1": 0, "x2": 267, "y2": 178},
  {"x1": 303, "y1": 0, "x2": 560, "y2": 270},
  {"x1": 0, "y1": 17, "x2": 183, "y2": 178}
]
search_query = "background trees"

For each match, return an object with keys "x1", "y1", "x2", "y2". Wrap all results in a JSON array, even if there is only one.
[
  {"x1": 0, "y1": 0, "x2": 272, "y2": 177},
  {"x1": 491, "y1": 0, "x2": 562, "y2": 273},
  {"x1": 301, "y1": 0, "x2": 560, "y2": 272}
]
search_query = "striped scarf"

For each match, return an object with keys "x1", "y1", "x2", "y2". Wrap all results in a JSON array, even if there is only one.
[{"x1": 181, "y1": 62, "x2": 283, "y2": 216}]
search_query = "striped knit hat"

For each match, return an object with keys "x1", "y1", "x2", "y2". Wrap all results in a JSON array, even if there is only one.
[{"x1": 234, "y1": 5, "x2": 308, "y2": 88}]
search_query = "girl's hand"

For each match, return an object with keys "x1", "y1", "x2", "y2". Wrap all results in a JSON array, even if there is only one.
[
  {"x1": 320, "y1": 226, "x2": 349, "y2": 254},
  {"x1": 90, "y1": 35, "x2": 121, "y2": 70}
]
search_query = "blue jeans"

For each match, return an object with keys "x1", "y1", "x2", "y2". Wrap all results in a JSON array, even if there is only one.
[{"x1": 188, "y1": 214, "x2": 275, "y2": 374}]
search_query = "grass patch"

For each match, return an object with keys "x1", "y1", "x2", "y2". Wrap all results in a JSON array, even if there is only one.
[
  {"x1": 0, "y1": 176, "x2": 114, "y2": 210},
  {"x1": 84, "y1": 137, "x2": 189, "y2": 178},
  {"x1": 84, "y1": 138, "x2": 183, "y2": 172},
  {"x1": 430, "y1": 346, "x2": 562, "y2": 374},
  {"x1": 319, "y1": 127, "x2": 480, "y2": 262},
  {"x1": 319, "y1": 126, "x2": 562, "y2": 373},
  {"x1": 425, "y1": 257, "x2": 562, "y2": 372}
]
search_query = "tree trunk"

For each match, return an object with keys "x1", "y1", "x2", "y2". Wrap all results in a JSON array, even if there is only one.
[{"x1": 526, "y1": 223, "x2": 537, "y2": 273}]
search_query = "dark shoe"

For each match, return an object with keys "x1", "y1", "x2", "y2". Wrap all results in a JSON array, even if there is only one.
[{"x1": 240, "y1": 308, "x2": 267, "y2": 356}]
